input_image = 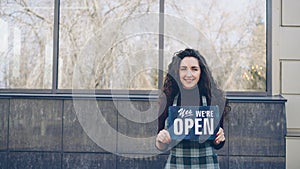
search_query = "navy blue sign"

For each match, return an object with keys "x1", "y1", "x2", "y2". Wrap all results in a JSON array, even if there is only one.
[{"x1": 168, "y1": 106, "x2": 220, "y2": 141}]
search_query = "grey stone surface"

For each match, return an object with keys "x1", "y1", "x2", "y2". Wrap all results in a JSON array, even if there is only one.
[
  {"x1": 8, "y1": 152, "x2": 61, "y2": 169},
  {"x1": 63, "y1": 153, "x2": 116, "y2": 169},
  {"x1": 116, "y1": 100, "x2": 159, "y2": 154},
  {"x1": 117, "y1": 154, "x2": 168, "y2": 169},
  {"x1": 218, "y1": 155, "x2": 228, "y2": 169},
  {"x1": 63, "y1": 100, "x2": 117, "y2": 153},
  {"x1": 228, "y1": 103, "x2": 286, "y2": 156},
  {"x1": 229, "y1": 156, "x2": 285, "y2": 169},
  {"x1": 0, "y1": 98, "x2": 287, "y2": 169},
  {"x1": 0, "y1": 152, "x2": 7, "y2": 169},
  {"x1": 0, "y1": 99, "x2": 8, "y2": 150},
  {"x1": 9, "y1": 99, "x2": 63, "y2": 151},
  {"x1": 117, "y1": 100, "x2": 158, "y2": 137}
]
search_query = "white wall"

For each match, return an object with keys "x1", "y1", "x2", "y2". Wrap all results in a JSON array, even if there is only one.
[{"x1": 273, "y1": 0, "x2": 300, "y2": 168}]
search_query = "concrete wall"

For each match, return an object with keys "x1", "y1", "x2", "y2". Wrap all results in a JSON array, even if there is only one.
[
  {"x1": 0, "y1": 97, "x2": 287, "y2": 169},
  {"x1": 273, "y1": 0, "x2": 300, "y2": 168}
]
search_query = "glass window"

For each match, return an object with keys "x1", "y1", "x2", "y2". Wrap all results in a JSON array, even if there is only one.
[
  {"x1": 165, "y1": 0, "x2": 266, "y2": 92},
  {"x1": 0, "y1": 0, "x2": 268, "y2": 94},
  {"x1": 0, "y1": 0, "x2": 53, "y2": 89},
  {"x1": 59, "y1": 0, "x2": 160, "y2": 90}
]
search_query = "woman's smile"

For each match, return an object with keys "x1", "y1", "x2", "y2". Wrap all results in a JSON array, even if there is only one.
[{"x1": 183, "y1": 78, "x2": 195, "y2": 83}]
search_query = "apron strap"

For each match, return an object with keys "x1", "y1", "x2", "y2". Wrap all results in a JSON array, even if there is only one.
[
  {"x1": 173, "y1": 94, "x2": 179, "y2": 106},
  {"x1": 202, "y1": 96, "x2": 207, "y2": 106}
]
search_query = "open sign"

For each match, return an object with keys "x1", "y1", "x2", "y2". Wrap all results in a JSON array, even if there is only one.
[{"x1": 168, "y1": 106, "x2": 220, "y2": 141}]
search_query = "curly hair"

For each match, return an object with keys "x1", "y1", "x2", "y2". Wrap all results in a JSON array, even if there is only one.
[{"x1": 158, "y1": 48, "x2": 230, "y2": 132}]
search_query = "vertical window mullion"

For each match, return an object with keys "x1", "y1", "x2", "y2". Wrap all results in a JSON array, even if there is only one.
[
  {"x1": 52, "y1": 0, "x2": 60, "y2": 94},
  {"x1": 158, "y1": 0, "x2": 165, "y2": 90},
  {"x1": 266, "y1": 0, "x2": 272, "y2": 95}
]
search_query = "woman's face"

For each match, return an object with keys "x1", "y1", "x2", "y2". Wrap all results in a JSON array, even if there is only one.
[{"x1": 179, "y1": 56, "x2": 201, "y2": 89}]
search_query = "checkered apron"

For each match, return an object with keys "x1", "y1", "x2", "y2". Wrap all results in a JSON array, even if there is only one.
[
  {"x1": 164, "y1": 95, "x2": 220, "y2": 169},
  {"x1": 164, "y1": 140, "x2": 220, "y2": 169}
]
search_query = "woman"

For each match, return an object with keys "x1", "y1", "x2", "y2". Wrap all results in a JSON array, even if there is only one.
[{"x1": 156, "y1": 48, "x2": 230, "y2": 169}]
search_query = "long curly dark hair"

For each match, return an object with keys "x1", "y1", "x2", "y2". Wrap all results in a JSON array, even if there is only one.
[{"x1": 158, "y1": 48, "x2": 230, "y2": 132}]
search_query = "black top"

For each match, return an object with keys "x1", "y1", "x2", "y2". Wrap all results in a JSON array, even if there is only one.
[{"x1": 178, "y1": 87, "x2": 201, "y2": 106}]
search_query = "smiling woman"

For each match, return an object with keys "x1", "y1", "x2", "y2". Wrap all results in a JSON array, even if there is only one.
[{"x1": 156, "y1": 48, "x2": 230, "y2": 169}]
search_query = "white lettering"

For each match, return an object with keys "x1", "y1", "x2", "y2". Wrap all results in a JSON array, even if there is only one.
[
  {"x1": 173, "y1": 118, "x2": 183, "y2": 135},
  {"x1": 173, "y1": 118, "x2": 214, "y2": 136},
  {"x1": 194, "y1": 118, "x2": 203, "y2": 135},
  {"x1": 203, "y1": 118, "x2": 214, "y2": 135},
  {"x1": 195, "y1": 110, "x2": 214, "y2": 117},
  {"x1": 195, "y1": 111, "x2": 201, "y2": 117},
  {"x1": 185, "y1": 118, "x2": 194, "y2": 134}
]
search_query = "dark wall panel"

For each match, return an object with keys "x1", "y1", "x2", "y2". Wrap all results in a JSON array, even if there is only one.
[
  {"x1": 8, "y1": 152, "x2": 61, "y2": 169},
  {"x1": 0, "y1": 99, "x2": 9, "y2": 150},
  {"x1": 229, "y1": 156, "x2": 285, "y2": 169},
  {"x1": 9, "y1": 99, "x2": 63, "y2": 151},
  {"x1": 117, "y1": 154, "x2": 168, "y2": 169},
  {"x1": 218, "y1": 155, "x2": 229, "y2": 169},
  {"x1": 0, "y1": 98, "x2": 287, "y2": 169},
  {"x1": 63, "y1": 153, "x2": 116, "y2": 169},
  {"x1": 0, "y1": 152, "x2": 7, "y2": 169},
  {"x1": 117, "y1": 100, "x2": 159, "y2": 155},
  {"x1": 228, "y1": 103, "x2": 286, "y2": 156},
  {"x1": 63, "y1": 100, "x2": 118, "y2": 152}
]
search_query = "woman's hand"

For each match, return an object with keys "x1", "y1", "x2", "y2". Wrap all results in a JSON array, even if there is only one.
[
  {"x1": 155, "y1": 129, "x2": 171, "y2": 150},
  {"x1": 214, "y1": 127, "x2": 225, "y2": 145}
]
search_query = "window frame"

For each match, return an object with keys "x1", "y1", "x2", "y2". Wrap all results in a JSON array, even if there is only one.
[{"x1": 0, "y1": 0, "x2": 272, "y2": 98}]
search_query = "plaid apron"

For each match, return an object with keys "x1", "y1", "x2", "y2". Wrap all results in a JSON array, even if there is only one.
[
  {"x1": 164, "y1": 95, "x2": 220, "y2": 169},
  {"x1": 164, "y1": 140, "x2": 220, "y2": 169}
]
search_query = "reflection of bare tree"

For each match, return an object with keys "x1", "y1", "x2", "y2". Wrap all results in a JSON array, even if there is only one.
[
  {"x1": 0, "y1": 0, "x2": 53, "y2": 89},
  {"x1": 166, "y1": 0, "x2": 266, "y2": 91},
  {"x1": 60, "y1": 0, "x2": 158, "y2": 89},
  {"x1": 220, "y1": 1, "x2": 266, "y2": 91},
  {"x1": 1, "y1": 0, "x2": 266, "y2": 91}
]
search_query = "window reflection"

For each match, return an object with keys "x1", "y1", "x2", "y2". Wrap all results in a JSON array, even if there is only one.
[
  {"x1": 0, "y1": 1, "x2": 54, "y2": 89},
  {"x1": 59, "y1": 0, "x2": 160, "y2": 90},
  {"x1": 0, "y1": 0, "x2": 267, "y2": 92},
  {"x1": 165, "y1": 0, "x2": 266, "y2": 91}
]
